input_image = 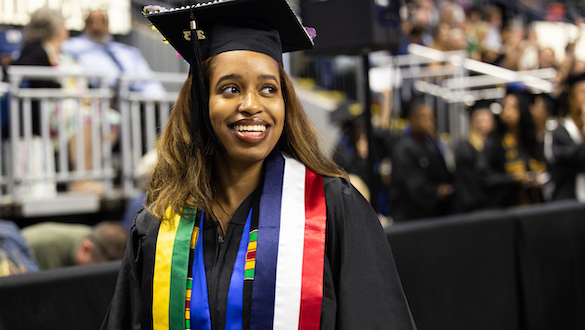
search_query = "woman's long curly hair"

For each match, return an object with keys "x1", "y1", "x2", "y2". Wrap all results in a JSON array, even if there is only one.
[
  {"x1": 495, "y1": 92, "x2": 542, "y2": 160},
  {"x1": 147, "y1": 56, "x2": 346, "y2": 221}
]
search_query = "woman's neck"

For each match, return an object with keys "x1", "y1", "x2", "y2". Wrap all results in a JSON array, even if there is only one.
[{"x1": 212, "y1": 157, "x2": 264, "y2": 217}]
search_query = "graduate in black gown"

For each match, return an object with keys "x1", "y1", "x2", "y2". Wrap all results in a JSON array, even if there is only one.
[
  {"x1": 477, "y1": 91, "x2": 547, "y2": 208},
  {"x1": 390, "y1": 102, "x2": 453, "y2": 221},
  {"x1": 549, "y1": 74, "x2": 585, "y2": 201},
  {"x1": 101, "y1": 1, "x2": 416, "y2": 329},
  {"x1": 529, "y1": 93, "x2": 557, "y2": 201},
  {"x1": 452, "y1": 101, "x2": 495, "y2": 213}
]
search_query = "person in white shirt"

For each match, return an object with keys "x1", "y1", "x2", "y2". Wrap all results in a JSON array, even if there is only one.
[{"x1": 62, "y1": 10, "x2": 165, "y2": 97}]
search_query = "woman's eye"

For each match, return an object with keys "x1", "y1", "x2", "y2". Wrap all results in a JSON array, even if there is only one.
[
  {"x1": 260, "y1": 86, "x2": 277, "y2": 94},
  {"x1": 221, "y1": 86, "x2": 239, "y2": 94}
]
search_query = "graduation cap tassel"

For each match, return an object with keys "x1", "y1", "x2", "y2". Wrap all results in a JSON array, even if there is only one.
[
  {"x1": 188, "y1": 13, "x2": 203, "y2": 157},
  {"x1": 188, "y1": 11, "x2": 225, "y2": 157}
]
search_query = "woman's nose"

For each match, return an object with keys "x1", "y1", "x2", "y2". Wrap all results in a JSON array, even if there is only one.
[{"x1": 239, "y1": 92, "x2": 262, "y2": 114}]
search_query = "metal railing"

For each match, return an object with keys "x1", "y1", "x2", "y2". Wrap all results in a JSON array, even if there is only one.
[
  {"x1": 0, "y1": 50, "x2": 558, "y2": 216},
  {"x1": 374, "y1": 44, "x2": 557, "y2": 142},
  {"x1": 0, "y1": 66, "x2": 187, "y2": 216}
]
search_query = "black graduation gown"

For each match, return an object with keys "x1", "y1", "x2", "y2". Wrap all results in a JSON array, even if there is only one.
[
  {"x1": 476, "y1": 135, "x2": 519, "y2": 208},
  {"x1": 101, "y1": 176, "x2": 416, "y2": 330},
  {"x1": 389, "y1": 134, "x2": 453, "y2": 221},
  {"x1": 477, "y1": 135, "x2": 544, "y2": 208},
  {"x1": 452, "y1": 141, "x2": 489, "y2": 213},
  {"x1": 550, "y1": 125, "x2": 585, "y2": 201}
]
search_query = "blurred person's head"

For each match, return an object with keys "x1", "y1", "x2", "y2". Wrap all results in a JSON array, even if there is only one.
[
  {"x1": 408, "y1": 102, "x2": 435, "y2": 136},
  {"x1": 432, "y1": 22, "x2": 451, "y2": 50},
  {"x1": 23, "y1": 7, "x2": 68, "y2": 48},
  {"x1": 75, "y1": 221, "x2": 128, "y2": 266},
  {"x1": 500, "y1": 93, "x2": 522, "y2": 130},
  {"x1": 450, "y1": 27, "x2": 467, "y2": 51},
  {"x1": 470, "y1": 103, "x2": 495, "y2": 137},
  {"x1": 566, "y1": 74, "x2": 585, "y2": 130},
  {"x1": 530, "y1": 94, "x2": 556, "y2": 131},
  {"x1": 538, "y1": 47, "x2": 556, "y2": 69},
  {"x1": 484, "y1": 6, "x2": 502, "y2": 28},
  {"x1": 413, "y1": 0, "x2": 436, "y2": 28},
  {"x1": 440, "y1": 2, "x2": 465, "y2": 27},
  {"x1": 84, "y1": 9, "x2": 110, "y2": 44},
  {"x1": 502, "y1": 22, "x2": 525, "y2": 48},
  {"x1": 467, "y1": 7, "x2": 482, "y2": 24}
]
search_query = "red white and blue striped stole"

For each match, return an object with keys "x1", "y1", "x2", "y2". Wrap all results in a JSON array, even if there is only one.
[
  {"x1": 250, "y1": 152, "x2": 327, "y2": 330},
  {"x1": 150, "y1": 151, "x2": 327, "y2": 329}
]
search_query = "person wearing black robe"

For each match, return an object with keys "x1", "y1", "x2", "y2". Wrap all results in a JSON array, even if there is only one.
[
  {"x1": 549, "y1": 74, "x2": 585, "y2": 201},
  {"x1": 550, "y1": 121, "x2": 585, "y2": 201},
  {"x1": 390, "y1": 102, "x2": 453, "y2": 221},
  {"x1": 101, "y1": 1, "x2": 417, "y2": 329},
  {"x1": 476, "y1": 92, "x2": 546, "y2": 208},
  {"x1": 452, "y1": 102, "x2": 495, "y2": 213},
  {"x1": 103, "y1": 174, "x2": 415, "y2": 330}
]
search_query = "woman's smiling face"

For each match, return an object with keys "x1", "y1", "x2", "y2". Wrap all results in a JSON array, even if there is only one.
[{"x1": 208, "y1": 50, "x2": 285, "y2": 166}]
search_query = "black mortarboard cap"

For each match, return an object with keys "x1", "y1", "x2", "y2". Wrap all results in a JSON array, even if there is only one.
[
  {"x1": 143, "y1": 0, "x2": 315, "y2": 156},
  {"x1": 465, "y1": 100, "x2": 494, "y2": 119},
  {"x1": 470, "y1": 100, "x2": 492, "y2": 112},
  {"x1": 144, "y1": 0, "x2": 314, "y2": 64}
]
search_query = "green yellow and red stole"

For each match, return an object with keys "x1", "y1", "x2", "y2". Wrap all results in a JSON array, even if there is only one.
[
  {"x1": 150, "y1": 151, "x2": 327, "y2": 329},
  {"x1": 502, "y1": 133, "x2": 546, "y2": 175}
]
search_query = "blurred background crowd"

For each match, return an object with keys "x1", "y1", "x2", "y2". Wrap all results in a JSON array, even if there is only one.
[
  {"x1": 295, "y1": 0, "x2": 585, "y2": 224},
  {"x1": 1, "y1": 0, "x2": 585, "y2": 275}
]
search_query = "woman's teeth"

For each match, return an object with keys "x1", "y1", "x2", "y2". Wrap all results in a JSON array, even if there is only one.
[{"x1": 233, "y1": 125, "x2": 266, "y2": 135}]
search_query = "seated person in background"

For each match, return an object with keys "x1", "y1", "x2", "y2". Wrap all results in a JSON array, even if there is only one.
[
  {"x1": 390, "y1": 101, "x2": 454, "y2": 221},
  {"x1": 61, "y1": 9, "x2": 165, "y2": 97},
  {"x1": 530, "y1": 93, "x2": 558, "y2": 151},
  {"x1": 0, "y1": 220, "x2": 39, "y2": 276},
  {"x1": 477, "y1": 91, "x2": 547, "y2": 208},
  {"x1": 12, "y1": 7, "x2": 120, "y2": 194},
  {"x1": 549, "y1": 74, "x2": 585, "y2": 201},
  {"x1": 21, "y1": 221, "x2": 128, "y2": 270},
  {"x1": 11, "y1": 7, "x2": 69, "y2": 136},
  {"x1": 453, "y1": 101, "x2": 495, "y2": 213}
]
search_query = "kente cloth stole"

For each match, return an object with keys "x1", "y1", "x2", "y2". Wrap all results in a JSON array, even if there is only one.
[{"x1": 151, "y1": 152, "x2": 327, "y2": 329}]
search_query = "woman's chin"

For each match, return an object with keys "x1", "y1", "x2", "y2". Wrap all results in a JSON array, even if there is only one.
[{"x1": 223, "y1": 146, "x2": 275, "y2": 167}]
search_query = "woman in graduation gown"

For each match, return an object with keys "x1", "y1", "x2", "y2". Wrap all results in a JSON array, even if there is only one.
[
  {"x1": 101, "y1": 1, "x2": 416, "y2": 329},
  {"x1": 477, "y1": 91, "x2": 546, "y2": 208},
  {"x1": 452, "y1": 101, "x2": 495, "y2": 213},
  {"x1": 549, "y1": 74, "x2": 585, "y2": 201}
]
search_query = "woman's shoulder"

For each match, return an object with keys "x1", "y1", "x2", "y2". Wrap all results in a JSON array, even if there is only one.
[
  {"x1": 322, "y1": 176, "x2": 351, "y2": 193},
  {"x1": 12, "y1": 42, "x2": 49, "y2": 66},
  {"x1": 323, "y1": 176, "x2": 369, "y2": 202},
  {"x1": 322, "y1": 176, "x2": 377, "y2": 221},
  {"x1": 131, "y1": 208, "x2": 160, "y2": 236}
]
